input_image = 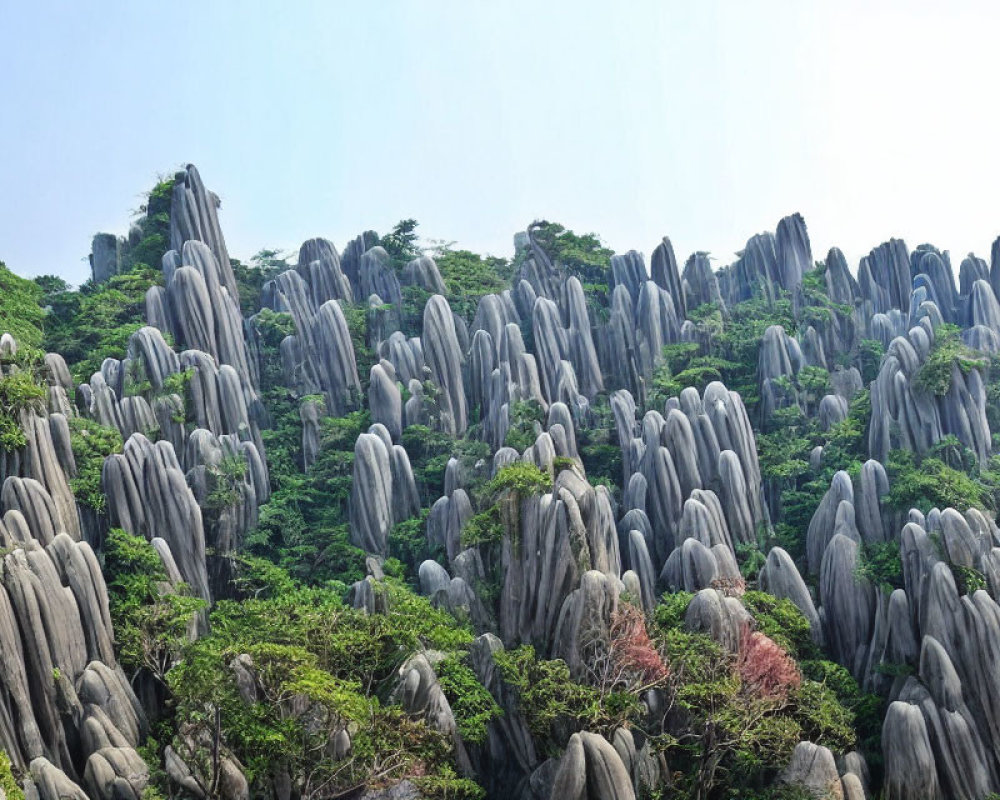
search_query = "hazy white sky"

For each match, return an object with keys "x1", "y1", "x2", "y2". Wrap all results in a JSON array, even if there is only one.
[{"x1": 2, "y1": 0, "x2": 999, "y2": 285}]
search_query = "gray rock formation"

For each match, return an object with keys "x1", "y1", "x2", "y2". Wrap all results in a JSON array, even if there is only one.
[
  {"x1": 422, "y1": 295, "x2": 467, "y2": 435},
  {"x1": 391, "y1": 652, "x2": 471, "y2": 775},
  {"x1": 263, "y1": 271, "x2": 362, "y2": 413},
  {"x1": 349, "y1": 427, "x2": 418, "y2": 555},
  {"x1": 89, "y1": 233, "x2": 122, "y2": 285},
  {"x1": 858, "y1": 239, "x2": 911, "y2": 316},
  {"x1": 651, "y1": 236, "x2": 685, "y2": 318},
  {"x1": 296, "y1": 237, "x2": 353, "y2": 305},
  {"x1": 548, "y1": 731, "x2": 636, "y2": 800},
  {"x1": 402, "y1": 255, "x2": 447, "y2": 295},
  {"x1": 869, "y1": 324, "x2": 990, "y2": 464},
  {"x1": 0, "y1": 491, "x2": 147, "y2": 800},
  {"x1": 169, "y1": 165, "x2": 239, "y2": 303},
  {"x1": 778, "y1": 741, "x2": 843, "y2": 799},
  {"x1": 102, "y1": 433, "x2": 211, "y2": 605},
  {"x1": 759, "y1": 547, "x2": 823, "y2": 645},
  {"x1": 684, "y1": 588, "x2": 750, "y2": 652}
]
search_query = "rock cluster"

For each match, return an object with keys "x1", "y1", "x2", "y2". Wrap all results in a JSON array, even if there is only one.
[
  {"x1": 349, "y1": 424, "x2": 419, "y2": 554},
  {"x1": 611, "y1": 382, "x2": 768, "y2": 598},
  {"x1": 17, "y1": 165, "x2": 1000, "y2": 800},
  {"x1": 0, "y1": 478, "x2": 148, "y2": 800}
]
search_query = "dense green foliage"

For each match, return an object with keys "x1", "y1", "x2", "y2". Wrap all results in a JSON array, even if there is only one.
[
  {"x1": 68, "y1": 416, "x2": 123, "y2": 511},
  {"x1": 160, "y1": 573, "x2": 482, "y2": 798},
  {"x1": 436, "y1": 249, "x2": 513, "y2": 322},
  {"x1": 527, "y1": 222, "x2": 613, "y2": 285},
  {"x1": 103, "y1": 529, "x2": 206, "y2": 682},
  {"x1": 886, "y1": 448, "x2": 990, "y2": 514},
  {"x1": 493, "y1": 645, "x2": 616, "y2": 755},
  {"x1": 461, "y1": 463, "x2": 552, "y2": 551},
  {"x1": 0, "y1": 356, "x2": 46, "y2": 451},
  {"x1": 379, "y1": 219, "x2": 421, "y2": 269},
  {"x1": 523, "y1": 221, "x2": 614, "y2": 318},
  {"x1": 0, "y1": 751, "x2": 24, "y2": 800},
  {"x1": 914, "y1": 323, "x2": 988, "y2": 396},
  {"x1": 43, "y1": 264, "x2": 164, "y2": 383},
  {"x1": 435, "y1": 654, "x2": 503, "y2": 744},
  {"x1": 0, "y1": 261, "x2": 45, "y2": 348},
  {"x1": 250, "y1": 407, "x2": 370, "y2": 587},
  {"x1": 649, "y1": 594, "x2": 861, "y2": 798}
]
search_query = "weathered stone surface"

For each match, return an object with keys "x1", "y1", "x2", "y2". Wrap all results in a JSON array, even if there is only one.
[
  {"x1": 882, "y1": 701, "x2": 941, "y2": 800},
  {"x1": 83, "y1": 746, "x2": 148, "y2": 800},
  {"x1": 651, "y1": 236, "x2": 685, "y2": 318},
  {"x1": 296, "y1": 237, "x2": 352, "y2": 305},
  {"x1": 0, "y1": 506, "x2": 146, "y2": 799},
  {"x1": 423, "y1": 295, "x2": 468, "y2": 435},
  {"x1": 360, "y1": 247, "x2": 402, "y2": 306},
  {"x1": 402, "y1": 255, "x2": 447, "y2": 295},
  {"x1": 759, "y1": 547, "x2": 823, "y2": 645},
  {"x1": 349, "y1": 428, "x2": 417, "y2": 556},
  {"x1": 858, "y1": 239, "x2": 911, "y2": 315},
  {"x1": 264, "y1": 272, "x2": 361, "y2": 413},
  {"x1": 103, "y1": 434, "x2": 211, "y2": 605},
  {"x1": 392, "y1": 652, "x2": 471, "y2": 774},
  {"x1": 169, "y1": 165, "x2": 239, "y2": 302},
  {"x1": 552, "y1": 570, "x2": 620, "y2": 678},
  {"x1": 25, "y1": 758, "x2": 89, "y2": 800},
  {"x1": 807, "y1": 471, "x2": 855, "y2": 574},
  {"x1": 369, "y1": 362, "x2": 403, "y2": 441},
  {"x1": 870, "y1": 326, "x2": 990, "y2": 464},
  {"x1": 89, "y1": 233, "x2": 123, "y2": 284},
  {"x1": 158, "y1": 234, "x2": 254, "y2": 395},
  {"x1": 548, "y1": 731, "x2": 636, "y2": 800},
  {"x1": 684, "y1": 588, "x2": 749, "y2": 651},
  {"x1": 778, "y1": 741, "x2": 843, "y2": 800},
  {"x1": 683, "y1": 252, "x2": 726, "y2": 313},
  {"x1": 820, "y1": 534, "x2": 874, "y2": 679}
]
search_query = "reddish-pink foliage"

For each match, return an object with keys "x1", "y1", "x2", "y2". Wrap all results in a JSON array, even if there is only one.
[
  {"x1": 737, "y1": 625, "x2": 801, "y2": 700},
  {"x1": 609, "y1": 603, "x2": 670, "y2": 685}
]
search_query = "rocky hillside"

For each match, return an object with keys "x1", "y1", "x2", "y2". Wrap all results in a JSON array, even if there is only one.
[{"x1": 1, "y1": 164, "x2": 1000, "y2": 799}]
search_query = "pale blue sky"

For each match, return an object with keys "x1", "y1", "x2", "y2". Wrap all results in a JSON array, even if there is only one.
[{"x1": 2, "y1": 1, "x2": 999, "y2": 285}]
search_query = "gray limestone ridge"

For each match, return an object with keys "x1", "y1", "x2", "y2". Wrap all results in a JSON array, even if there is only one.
[{"x1": 5, "y1": 160, "x2": 1000, "y2": 798}]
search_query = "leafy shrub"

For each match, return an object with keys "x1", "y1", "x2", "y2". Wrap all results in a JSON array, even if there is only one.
[
  {"x1": 504, "y1": 399, "x2": 545, "y2": 452},
  {"x1": 486, "y1": 462, "x2": 552, "y2": 496},
  {"x1": 103, "y1": 529, "x2": 205, "y2": 682},
  {"x1": 388, "y1": 509, "x2": 434, "y2": 581},
  {"x1": 858, "y1": 338, "x2": 885, "y2": 384},
  {"x1": 460, "y1": 505, "x2": 503, "y2": 549},
  {"x1": 493, "y1": 645, "x2": 603, "y2": 754},
  {"x1": 855, "y1": 541, "x2": 904, "y2": 593},
  {"x1": 0, "y1": 261, "x2": 44, "y2": 348},
  {"x1": 913, "y1": 323, "x2": 987, "y2": 396},
  {"x1": 0, "y1": 365, "x2": 45, "y2": 450},
  {"x1": 741, "y1": 592, "x2": 817, "y2": 660},
  {"x1": 68, "y1": 416, "x2": 122, "y2": 510},
  {"x1": 0, "y1": 750, "x2": 23, "y2": 800},
  {"x1": 737, "y1": 627, "x2": 801, "y2": 700},
  {"x1": 951, "y1": 563, "x2": 988, "y2": 595},
  {"x1": 435, "y1": 653, "x2": 502, "y2": 744},
  {"x1": 653, "y1": 591, "x2": 695, "y2": 632},
  {"x1": 886, "y1": 449, "x2": 987, "y2": 513},
  {"x1": 526, "y1": 222, "x2": 613, "y2": 285},
  {"x1": 435, "y1": 249, "x2": 513, "y2": 322}
]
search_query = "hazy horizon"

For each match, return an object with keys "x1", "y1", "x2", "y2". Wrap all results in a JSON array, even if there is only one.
[{"x1": 3, "y1": 0, "x2": 999, "y2": 286}]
